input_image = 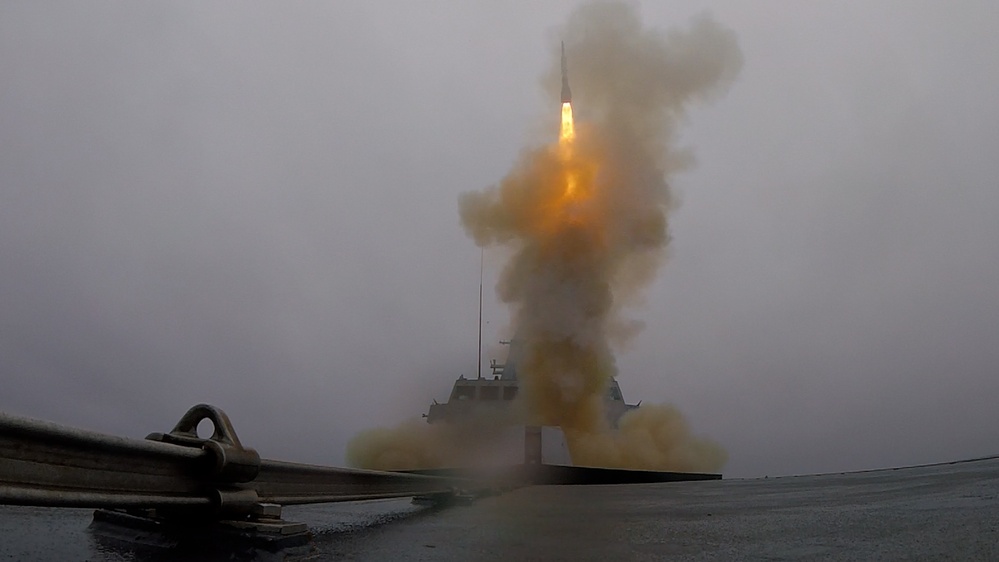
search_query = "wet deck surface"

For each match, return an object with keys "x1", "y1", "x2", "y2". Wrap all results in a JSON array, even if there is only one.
[
  {"x1": 313, "y1": 458, "x2": 999, "y2": 561},
  {"x1": 2, "y1": 457, "x2": 998, "y2": 560}
]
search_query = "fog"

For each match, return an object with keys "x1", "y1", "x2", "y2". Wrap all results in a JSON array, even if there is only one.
[{"x1": 2, "y1": 1, "x2": 997, "y2": 477}]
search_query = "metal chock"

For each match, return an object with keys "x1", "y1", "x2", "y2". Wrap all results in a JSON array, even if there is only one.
[
  {"x1": 147, "y1": 403, "x2": 262, "y2": 484},
  {"x1": 146, "y1": 403, "x2": 263, "y2": 519}
]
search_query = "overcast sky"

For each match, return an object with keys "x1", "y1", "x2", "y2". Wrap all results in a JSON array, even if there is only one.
[{"x1": 2, "y1": 1, "x2": 996, "y2": 478}]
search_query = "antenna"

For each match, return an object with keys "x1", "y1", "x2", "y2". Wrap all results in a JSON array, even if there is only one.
[{"x1": 477, "y1": 247, "x2": 483, "y2": 380}]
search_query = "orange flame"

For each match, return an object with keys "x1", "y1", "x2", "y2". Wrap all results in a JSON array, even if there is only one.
[
  {"x1": 558, "y1": 102, "x2": 579, "y2": 199},
  {"x1": 559, "y1": 102, "x2": 575, "y2": 144},
  {"x1": 559, "y1": 102, "x2": 577, "y2": 198}
]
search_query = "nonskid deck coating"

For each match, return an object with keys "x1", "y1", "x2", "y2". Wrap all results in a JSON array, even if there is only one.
[
  {"x1": 316, "y1": 457, "x2": 999, "y2": 561},
  {"x1": 1, "y1": 456, "x2": 997, "y2": 560}
]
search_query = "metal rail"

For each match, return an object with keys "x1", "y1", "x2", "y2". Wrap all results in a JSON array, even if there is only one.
[{"x1": 0, "y1": 404, "x2": 460, "y2": 518}]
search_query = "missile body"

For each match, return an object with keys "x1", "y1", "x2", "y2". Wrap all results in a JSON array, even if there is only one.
[{"x1": 560, "y1": 41, "x2": 572, "y2": 103}]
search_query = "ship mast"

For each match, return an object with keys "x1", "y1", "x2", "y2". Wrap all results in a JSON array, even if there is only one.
[{"x1": 477, "y1": 247, "x2": 483, "y2": 380}]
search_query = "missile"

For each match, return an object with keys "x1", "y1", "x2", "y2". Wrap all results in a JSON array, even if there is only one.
[{"x1": 560, "y1": 41, "x2": 572, "y2": 104}]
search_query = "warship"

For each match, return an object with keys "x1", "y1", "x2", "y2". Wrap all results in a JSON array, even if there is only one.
[
  {"x1": 424, "y1": 339, "x2": 640, "y2": 429},
  {"x1": 413, "y1": 339, "x2": 720, "y2": 484}
]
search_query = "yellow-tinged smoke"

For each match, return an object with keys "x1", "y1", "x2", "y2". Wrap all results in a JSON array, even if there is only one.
[
  {"x1": 347, "y1": 408, "x2": 525, "y2": 471},
  {"x1": 346, "y1": 2, "x2": 742, "y2": 474},
  {"x1": 572, "y1": 404, "x2": 728, "y2": 472},
  {"x1": 458, "y1": 3, "x2": 742, "y2": 472}
]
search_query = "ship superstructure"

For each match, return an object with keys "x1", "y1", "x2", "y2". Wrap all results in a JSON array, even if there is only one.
[{"x1": 426, "y1": 340, "x2": 639, "y2": 427}]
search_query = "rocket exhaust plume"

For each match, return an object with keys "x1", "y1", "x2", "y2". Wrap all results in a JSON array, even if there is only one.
[
  {"x1": 347, "y1": 2, "x2": 741, "y2": 473},
  {"x1": 458, "y1": 2, "x2": 742, "y2": 472}
]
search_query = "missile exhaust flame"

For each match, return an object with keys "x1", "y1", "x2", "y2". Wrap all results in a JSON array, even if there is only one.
[
  {"x1": 560, "y1": 102, "x2": 575, "y2": 146},
  {"x1": 559, "y1": 102, "x2": 577, "y2": 197}
]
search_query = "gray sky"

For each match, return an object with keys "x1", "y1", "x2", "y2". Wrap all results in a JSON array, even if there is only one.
[{"x1": 1, "y1": 1, "x2": 997, "y2": 478}]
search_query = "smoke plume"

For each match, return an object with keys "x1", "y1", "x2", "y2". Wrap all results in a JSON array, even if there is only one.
[
  {"x1": 347, "y1": 408, "x2": 524, "y2": 471},
  {"x1": 347, "y1": 2, "x2": 741, "y2": 473},
  {"x1": 458, "y1": 2, "x2": 741, "y2": 472}
]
